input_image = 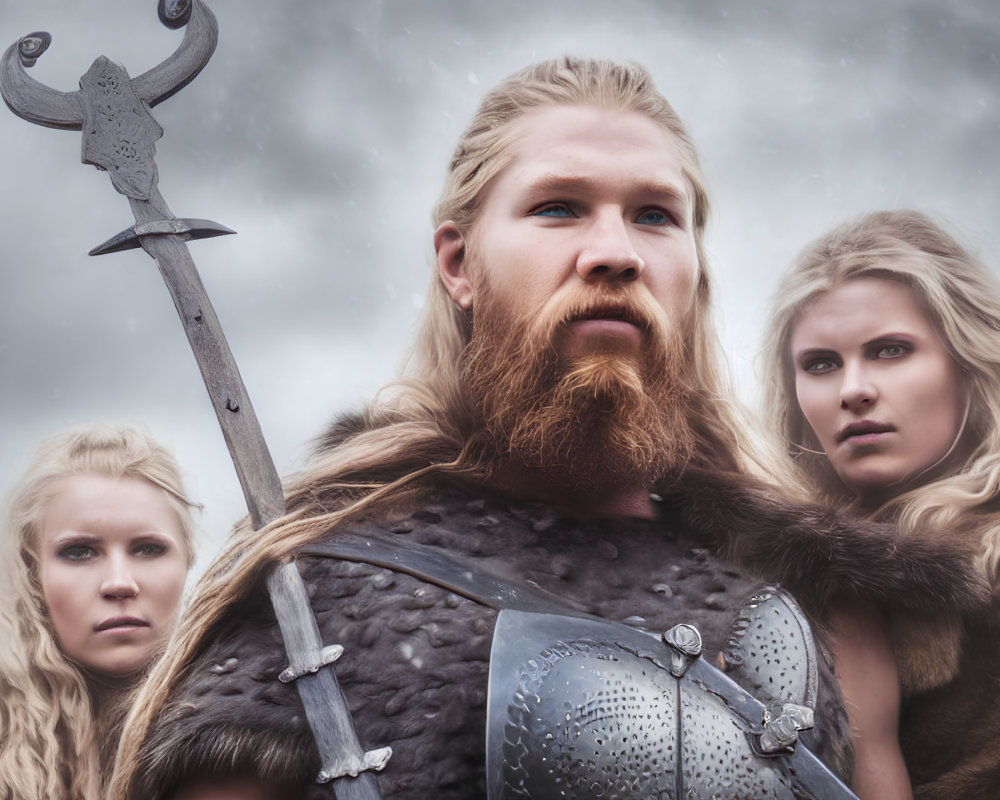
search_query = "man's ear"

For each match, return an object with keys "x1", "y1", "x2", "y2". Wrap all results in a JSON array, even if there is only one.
[{"x1": 434, "y1": 222, "x2": 474, "y2": 310}]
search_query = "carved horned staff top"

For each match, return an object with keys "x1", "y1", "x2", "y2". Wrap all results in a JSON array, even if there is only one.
[{"x1": 0, "y1": 2, "x2": 389, "y2": 797}]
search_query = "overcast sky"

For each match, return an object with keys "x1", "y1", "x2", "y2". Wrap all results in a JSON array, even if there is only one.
[{"x1": 2, "y1": 0, "x2": 998, "y2": 573}]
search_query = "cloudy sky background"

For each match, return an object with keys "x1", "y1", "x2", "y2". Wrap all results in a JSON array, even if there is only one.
[{"x1": 1, "y1": 0, "x2": 998, "y2": 573}]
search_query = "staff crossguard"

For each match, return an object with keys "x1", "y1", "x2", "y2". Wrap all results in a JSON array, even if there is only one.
[
  {"x1": 2, "y1": 1, "x2": 234, "y2": 255},
  {"x1": 0, "y1": 2, "x2": 388, "y2": 797}
]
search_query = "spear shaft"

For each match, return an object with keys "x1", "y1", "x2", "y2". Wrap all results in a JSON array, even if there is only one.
[{"x1": 128, "y1": 187, "x2": 284, "y2": 528}]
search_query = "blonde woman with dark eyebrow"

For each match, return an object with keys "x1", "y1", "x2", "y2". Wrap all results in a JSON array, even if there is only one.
[
  {"x1": 0, "y1": 422, "x2": 197, "y2": 799},
  {"x1": 761, "y1": 208, "x2": 1000, "y2": 799}
]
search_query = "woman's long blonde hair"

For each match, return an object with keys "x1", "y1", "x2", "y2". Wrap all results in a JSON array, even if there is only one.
[
  {"x1": 112, "y1": 56, "x2": 783, "y2": 798},
  {"x1": 760, "y1": 209, "x2": 1000, "y2": 581},
  {"x1": 0, "y1": 422, "x2": 195, "y2": 800}
]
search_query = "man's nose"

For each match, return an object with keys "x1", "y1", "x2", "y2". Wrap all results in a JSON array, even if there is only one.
[
  {"x1": 100, "y1": 554, "x2": 140, "y2": 600},
  {"x1": 575, "y1": 213, "x2": 644, "y2": 283},
  {"x1": 840, "y1": 362, "x2": 878, "y2": 412}
]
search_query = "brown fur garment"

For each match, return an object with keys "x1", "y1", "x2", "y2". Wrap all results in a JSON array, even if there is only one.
[
  {"x1": 134, "y1": 482, "x2": 853, "y2": 799},
  {"x1": 663, "y1": 466, "x2": 990, "y2": 617},
  {"x1": 899, "y1": 598, "x2": 1000, "y2": 800}
]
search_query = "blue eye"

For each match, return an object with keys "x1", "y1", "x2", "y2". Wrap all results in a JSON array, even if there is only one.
[
  {"x1": 59, "y1": 544, "x2": 97, "y2": 562},
  {"x1": 532, "y1": 203, "x2": 576, "y2": 218},
  {"x1": 636, "y1": 208, "x2": 670, "y2": 225},
  {"x1": 876, "y1": 343, "x2": 908, "y2": 359},
  {"x1": 133, "y1": 541, "x2": 168, "y2": 558},
  {"x1": 801, "y1": 356, "x2": 840, "y2": 374}
]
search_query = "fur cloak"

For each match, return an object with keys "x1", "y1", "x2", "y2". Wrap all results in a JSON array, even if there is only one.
[
  {"x1": 128, "y1": 462, "x2": 987, "y2": 799},
  {"x1": 898, "y1": 596, "x2": 1000, "y2": 799}
]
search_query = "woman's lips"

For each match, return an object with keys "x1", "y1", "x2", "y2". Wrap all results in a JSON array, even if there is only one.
[
  {"x1": 94, "y1": 616, "x2": 149, "y2": 633},
  {"x1": 837, "y1": 420, "x2": 896, "y2": 444}
]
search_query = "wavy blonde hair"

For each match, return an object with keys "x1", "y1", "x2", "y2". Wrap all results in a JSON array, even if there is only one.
[
  {"x1": 760, "y1": 209, "x2": 1000, "y2": 581},
  {"x1": 0, "y1": 422, "x2": 196, "y2": 800},
  {"x1": 112, "y1": 56, "x2": 783, "y2": 798}
]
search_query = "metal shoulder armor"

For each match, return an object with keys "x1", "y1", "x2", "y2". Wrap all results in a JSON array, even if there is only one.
[{"x1": 486, "y1": 588, "x2": 856, "y2": 799}]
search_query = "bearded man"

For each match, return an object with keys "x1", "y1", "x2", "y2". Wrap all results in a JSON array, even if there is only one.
[{"x1": 110, "y1": 58, "x2": 983, "y2": 800}]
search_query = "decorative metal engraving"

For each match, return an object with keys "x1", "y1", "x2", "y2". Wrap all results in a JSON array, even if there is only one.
[
  {"x1": 79, "y1": 57, "x2": 163, "y2": 199},
  {"x1": 487, "y1": 609, "x2": 857, "y2": 799},
  {"x1": 317, "y1": 748, "x2": 393, "y2": 785},
  {"x1": 663, "y1": 622, "x2": 702, "y2": 677},
  {"x1": 279, "y1": 644, "x2": 345, "y2": 684},
  {"x1": 760, "y1": 701, "x2": 816, "y2": 754}
]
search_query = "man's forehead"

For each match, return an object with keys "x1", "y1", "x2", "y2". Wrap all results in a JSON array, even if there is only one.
[{"x1": 498, "y1": 104, "x2": 692, "y2": 203}]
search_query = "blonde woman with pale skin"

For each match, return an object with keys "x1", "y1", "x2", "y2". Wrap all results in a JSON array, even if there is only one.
[
  {"x1": 0, "y1": 423, "x2": 197, "y2": 799},
  {"x1": 761, "y1": 209, "x2": 1000, "y2": 800}
]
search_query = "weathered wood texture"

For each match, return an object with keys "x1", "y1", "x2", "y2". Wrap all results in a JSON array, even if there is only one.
[
  {"x1": 131, "y1": 188, "x2": 285, "y2": 527},
  {"x1": 268, "y1": 563, "x2": 389, "y2": 798}
]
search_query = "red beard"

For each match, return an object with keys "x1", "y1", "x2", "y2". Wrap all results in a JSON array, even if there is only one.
[{"x1": 460, "y1": 278, "x2": 696, "y2": 493}]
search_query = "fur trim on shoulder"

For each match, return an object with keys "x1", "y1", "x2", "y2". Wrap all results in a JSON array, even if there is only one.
[{"x1": 663, "y1": 467, "x2": 991, "y2": 617}]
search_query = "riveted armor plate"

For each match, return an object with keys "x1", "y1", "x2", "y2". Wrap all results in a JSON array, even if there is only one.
[
  {"x1": 487, "y1": 609, "x2": 856, "y2": 799},
  {"x1": 723, "y1": 585, "x2": 819, "y2": 709}
]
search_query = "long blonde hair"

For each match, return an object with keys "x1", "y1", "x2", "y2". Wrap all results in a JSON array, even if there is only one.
[
  {"x1": 760, "y1": 209, "x2": 1000, "y2": 581},
  {"x1": 112, "y1": 56, "x2": 781, "y2": 798},
  {"x1": 0, "y1": 422, "x2": 196, "y2": 800}
]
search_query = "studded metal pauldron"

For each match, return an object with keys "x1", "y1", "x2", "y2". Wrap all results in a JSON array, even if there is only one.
[{"x1": 486, "y1": 602, "x2": 856, "y2": 799}]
